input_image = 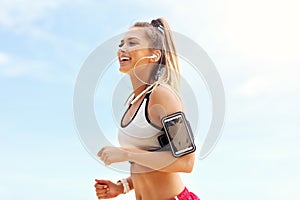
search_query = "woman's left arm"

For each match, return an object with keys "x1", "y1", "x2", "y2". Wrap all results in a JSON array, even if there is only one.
[
  {"x1": 98, "y1": 146, "x2": 195, "y2": 173},
  {"x1": 126, "y1": 148, "x2": 195, "y2": 173}
]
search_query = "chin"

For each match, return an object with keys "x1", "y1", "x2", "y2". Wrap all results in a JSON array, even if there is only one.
[{"x1": 119, "y1": 66, "x2": 130, "y2": 74}]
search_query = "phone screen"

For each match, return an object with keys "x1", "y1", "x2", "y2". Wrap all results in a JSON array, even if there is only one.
[{"x1": 163, "y1": 112, "x2": 195, "y2": 157}]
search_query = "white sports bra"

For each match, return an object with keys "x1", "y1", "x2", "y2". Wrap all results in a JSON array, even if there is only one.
[{"x1": 118, "y1": 92, "x2": 163, "y2": 151}]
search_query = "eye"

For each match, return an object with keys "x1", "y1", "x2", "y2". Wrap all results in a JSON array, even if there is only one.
[
  {"x1": 118, "y1": 43, "x2": 124, "y2": 48},
  {"x1": 128, "y1": 41, "x2": 137, "y2": 46}
]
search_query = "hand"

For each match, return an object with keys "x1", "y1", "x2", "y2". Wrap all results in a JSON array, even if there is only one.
[
  {"x1": 94, "y1": 179, "x2": 123, "y2": 199},
  {"x1": 97, "y1": 146, "x2": 129, "y2": 165}
]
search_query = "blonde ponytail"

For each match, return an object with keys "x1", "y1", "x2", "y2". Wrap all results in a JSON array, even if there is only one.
[{"x1": 132, "y1": 18, "x2": 181, "y2": 93}]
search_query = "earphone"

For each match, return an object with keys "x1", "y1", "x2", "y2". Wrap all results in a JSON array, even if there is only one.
[{"x1": 142, "y1": 54, "x2": 157, "y2": 59}]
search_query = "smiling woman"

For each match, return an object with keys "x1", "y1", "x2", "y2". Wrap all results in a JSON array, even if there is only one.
[{"x1": 94, "y1": 18, "x2": 200, "y2": 200}]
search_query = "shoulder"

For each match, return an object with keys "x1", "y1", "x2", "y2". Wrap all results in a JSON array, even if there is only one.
[{"x1": 148, "y1": 84, "x2": 182, "y2": 117}]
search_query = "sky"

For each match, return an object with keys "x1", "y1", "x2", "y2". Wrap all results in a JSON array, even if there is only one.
[{"x1": 0, "y1": 0, "x2": 300, "y2": 200}]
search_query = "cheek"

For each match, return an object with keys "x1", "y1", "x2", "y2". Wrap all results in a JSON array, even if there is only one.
[{"x1": 119, "y1": 61, "x2": 134, "y2": 74}]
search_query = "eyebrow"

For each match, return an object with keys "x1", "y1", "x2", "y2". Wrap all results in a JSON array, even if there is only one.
[{"x1": 120, "y1": 37, "x2": 140, "y2": 43}]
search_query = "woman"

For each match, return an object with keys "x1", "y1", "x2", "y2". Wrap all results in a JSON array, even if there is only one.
[{"x1": 95, "y1": 18, "x2": 200, "y2": 200}]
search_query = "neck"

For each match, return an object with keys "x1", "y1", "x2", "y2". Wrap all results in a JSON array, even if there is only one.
[
  {"x1": 129, "y1": 62, "x2": 157, "y2": 95},
  {"x1": 129, "y1": 70, "x2": 153, "y2": 97},
  {"x1": 129, "y1": 75, "x2": 148, "y2": 97},
  {"x1": 125, "y1": 71, "x2": 157, "y2": 105},
  {"x1": 128, "y1": 80, "x2": 156, "y2": 105}
]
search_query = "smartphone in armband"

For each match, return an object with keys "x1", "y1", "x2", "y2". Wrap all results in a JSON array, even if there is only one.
[{"x1": 161, "y1": 111, "x2": 196, "y2": 157}]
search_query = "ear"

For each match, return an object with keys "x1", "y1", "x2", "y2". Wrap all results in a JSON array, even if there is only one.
[{"x1": 152, "y1": 50, "x2": 162, "y2": 62}]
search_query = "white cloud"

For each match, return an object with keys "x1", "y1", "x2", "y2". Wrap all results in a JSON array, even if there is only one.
[
  {"x1": 168, "y1": 0, "x2": 300, "y2": 98},
  {"x1": 238, "y1": 76, "x2": 271, "y2": 97},
  {"x1": 0, "y1": 0, "x2": 93, "y2": 41},
  {"x1": 0, "y1": 1, "x2": 93, "y2": 82},
  {"x1": 219, "y1": 0, "x2": 300, "y2": 57},
  {"x1": 236, "y1": 65, "x2": 299, "y2": 97},
  {"x1": 0, "y1": 0, "x2": 64, "y2": 58},
  {"x1": 0, "y1": 52, "x2": 55, "y2": 81},
  {"x1": 0, "y1": 53, "x2": 11, "y2": 65},
  {"x1": 0, "y1": 0, "x2": 60, "y2": 28}
]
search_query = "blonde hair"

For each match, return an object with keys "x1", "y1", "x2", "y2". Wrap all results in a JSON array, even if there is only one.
[{"x1": 132, "y1": 17, "x2": 181, "y2": 93}]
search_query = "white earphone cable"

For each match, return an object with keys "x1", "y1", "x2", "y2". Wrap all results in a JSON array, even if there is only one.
[{"x1": 132, "y1": 55, "x2": 155, "y2": 85}]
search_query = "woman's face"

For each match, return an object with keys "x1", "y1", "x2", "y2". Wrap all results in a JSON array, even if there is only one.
[{"x1": 117, "y1": 27, "x2": 154, "y2": 73}]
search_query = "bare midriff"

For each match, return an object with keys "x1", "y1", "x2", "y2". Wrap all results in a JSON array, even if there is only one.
[{"x1": 131, "y1": 163, "x2": 185, "y2": 200}]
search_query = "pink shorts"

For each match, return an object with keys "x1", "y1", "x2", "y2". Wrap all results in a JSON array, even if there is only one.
[{"x1": 170, "y1": 187, "x2": 200, "y2": 200}]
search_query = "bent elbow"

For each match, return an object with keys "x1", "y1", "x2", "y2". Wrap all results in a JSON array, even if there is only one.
[
  {"x1": 184, "y1": 160, "x2": 194, "y2": 173},
  {"x1": 182, "y1": 153, "x2": 195, "y2": 173}
]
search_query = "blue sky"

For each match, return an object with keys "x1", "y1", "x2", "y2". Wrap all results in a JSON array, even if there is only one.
[{"x1": 1, "y1": 0, "x2": 300, "y2": 199}]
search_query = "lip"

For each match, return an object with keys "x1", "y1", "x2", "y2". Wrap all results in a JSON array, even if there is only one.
[
  {"x1": 118, "y1": 54, "x2": 131, "y2": 66},
  {"x1": 119, "y1": 60, "x2": 130, "y2": 66}
]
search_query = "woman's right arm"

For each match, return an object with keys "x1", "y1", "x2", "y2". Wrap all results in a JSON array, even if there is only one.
[{"x1": 94, "y1": 176, "x2": 133, "y2": 199}]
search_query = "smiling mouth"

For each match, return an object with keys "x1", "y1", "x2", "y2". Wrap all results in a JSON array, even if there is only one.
[{"x1": 120, "y1": 57, "x2": 131, "y2": 62}]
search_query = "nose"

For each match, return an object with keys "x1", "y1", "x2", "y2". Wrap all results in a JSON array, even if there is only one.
[
  {"x1": 118, "y1": 48, "x2": 126, "y2": 57},
  {"x1": 119, "y1": 45, "x2": 127, "y2": 53}
]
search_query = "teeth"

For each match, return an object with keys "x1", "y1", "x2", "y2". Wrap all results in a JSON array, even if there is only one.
[{"x1": 120, "y1": 57, "x2": 130, "y2": 62}]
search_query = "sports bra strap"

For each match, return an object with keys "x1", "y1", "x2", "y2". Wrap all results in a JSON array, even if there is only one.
[
  {"x1": 144, "y1": 91, "x2": 151, "y2": 100},
  {"x1": 144, "y1": 82, "x2": 159, "y2": 100}
]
